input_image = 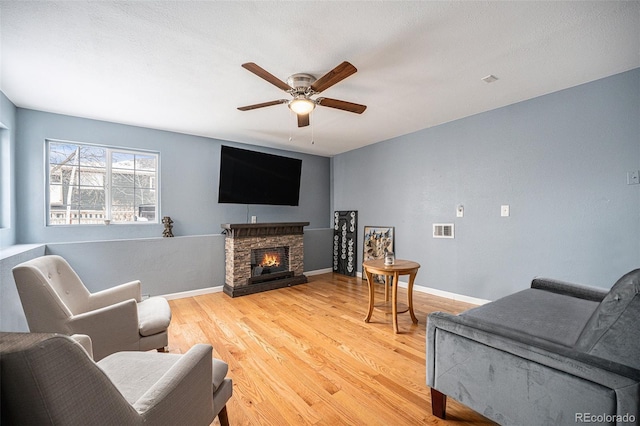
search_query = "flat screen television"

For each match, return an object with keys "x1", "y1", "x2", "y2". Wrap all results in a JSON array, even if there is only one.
[{"x1": 218, "y1": 145, "x2": 302, "y2": 206}]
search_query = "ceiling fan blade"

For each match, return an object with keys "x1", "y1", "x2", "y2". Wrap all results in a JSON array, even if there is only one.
[
  {"x1": 317, "y1": 97, "x2": 367, "y2": 114},
  {"x1": 310, "y1": 61, "x2": 357, "y2": 93},
  {"x1": 297, "y1": 113, "x2": 310, "y2": 127},
  {"x1": 237, "y1": 100, "x2": 288, "y2": 111},
  {"x1": 241, "y1": 63, "x2": 291, "y2": 91}
]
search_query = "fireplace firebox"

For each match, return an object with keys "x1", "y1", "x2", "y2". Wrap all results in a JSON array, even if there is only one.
[{"x1": 250, "y1": 246, "x2": 291, "y2": 282}]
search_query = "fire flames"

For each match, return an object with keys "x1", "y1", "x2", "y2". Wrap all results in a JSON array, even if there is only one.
[{"x1": 260, "y1": 253, "x2": 281, "y2": 267}]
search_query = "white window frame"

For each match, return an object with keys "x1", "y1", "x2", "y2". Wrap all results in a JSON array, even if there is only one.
[{"x1": 46, "y1": 139, "x2": 159, "y2": 226}]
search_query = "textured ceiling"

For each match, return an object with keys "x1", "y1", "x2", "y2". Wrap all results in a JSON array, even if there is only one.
[{"x1": 1, "y1": 1, "x2": 639, "y2": 156}]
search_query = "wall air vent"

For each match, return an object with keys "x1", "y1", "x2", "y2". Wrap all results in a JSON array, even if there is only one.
[{"x1": 433, "y1": 223, "x2": 454, "y2": 239}]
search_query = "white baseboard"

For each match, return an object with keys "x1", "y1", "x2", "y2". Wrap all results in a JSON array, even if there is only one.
[
  {"x1": 161, "y1": 286, "x2": 223, "y2": 300},
  {"x1": 412, "y1": 284, "x2": 490, "y2": 306},
  {"x1": 355, "y1": 271, "x2": 490, "y2": 306},
  {"x1": 161, "y1": 270, "x2": 490, "y2": 306},
  {"x1": 305, "y1": 267, "x2": 334, "y2": 276}
]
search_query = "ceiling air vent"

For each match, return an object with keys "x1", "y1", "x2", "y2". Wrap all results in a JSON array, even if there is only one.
[
  {"x1": 482, "y1": 74, "x2": 498, "y2": 83},
  {"x1": 433, "y1": 223, "x2": 454, "y2": 239}
]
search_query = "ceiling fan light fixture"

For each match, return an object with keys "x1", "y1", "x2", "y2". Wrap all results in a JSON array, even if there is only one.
[
  {"x1": 288, "y1": 97, "x2": 316, "y2": 115},
  {"x1": 239, "y1": 61, "x2": 365, "y2": 128}
]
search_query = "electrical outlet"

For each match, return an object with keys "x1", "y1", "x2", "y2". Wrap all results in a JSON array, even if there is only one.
[
  {"x1": 501, "y1": 205, "x2": 510, "y2": 217},
  {"x1": 627, "y1": 171, "x2": 640, "y2": 185}
]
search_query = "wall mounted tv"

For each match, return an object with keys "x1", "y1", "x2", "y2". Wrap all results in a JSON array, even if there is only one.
[{"x1": 218, "y1": 145, "x2": 302, "y2": 206}]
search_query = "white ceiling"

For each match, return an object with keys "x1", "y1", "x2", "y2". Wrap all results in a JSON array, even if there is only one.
[{"x1": 1, "y1": 1, "x2": 639, "y2": 157}]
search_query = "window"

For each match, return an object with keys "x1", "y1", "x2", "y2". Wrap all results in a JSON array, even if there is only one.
[{"x1": 47, "y1": 140, "x2": 159, "y2": 225}]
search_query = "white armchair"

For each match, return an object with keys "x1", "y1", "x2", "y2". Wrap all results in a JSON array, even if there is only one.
[
  {"x1": 0, "y1": 332, "x2": 232, "y2": 425},
  {"x1": 12, "y1": 255, "x2": 172, "y2": 360}
]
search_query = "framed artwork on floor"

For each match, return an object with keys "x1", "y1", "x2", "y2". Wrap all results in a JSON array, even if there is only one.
[{"x1": 363, "y1": 226, "x2": 395, "y2": 283}]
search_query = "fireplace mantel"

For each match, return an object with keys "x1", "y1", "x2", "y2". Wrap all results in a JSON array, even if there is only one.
[
  {"x1": 221, "y1": 222, "x2": 309, "y2": 238},
  {"x1": 221, "y1": 222, "x2": 309, "y2": 297}
]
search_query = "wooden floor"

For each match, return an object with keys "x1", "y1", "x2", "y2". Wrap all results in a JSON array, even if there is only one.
[{"x1": 168, "y1": 273, "x2": 496, "y2": 426}]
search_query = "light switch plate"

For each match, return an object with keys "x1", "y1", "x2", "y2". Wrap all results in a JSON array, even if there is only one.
[
  {"x1": 627, "y1": 171, "x2": 640, "y2": 185},
  {"x1": 501, "y1": 205, "x2": 510, "y2": 217}
]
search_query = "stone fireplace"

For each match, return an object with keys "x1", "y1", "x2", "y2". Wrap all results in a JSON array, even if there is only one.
[{"x1": 221, "y1": 222, "x2": 309, "y2": 297}]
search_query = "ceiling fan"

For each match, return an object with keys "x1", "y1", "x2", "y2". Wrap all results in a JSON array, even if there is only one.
[{"x1": 237, "y1": 61, "x2": 367, "y2": 127}]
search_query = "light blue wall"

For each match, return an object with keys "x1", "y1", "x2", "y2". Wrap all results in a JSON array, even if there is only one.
[
  {"x1": 0, "y1": 91, "x2": 17, "y2": 247},
  {"x1": 44, "y1": 229, "x2": 332, "y2": 297},
  {"x1": 15, "y1": 109, "x2": 331, "y2": 243},
  {"x1": 45, "y1": 236, "x2": 225, "y2": 297},
  {"x1": 0, "y1": 245, "x2": 46, "y2": 331},
  {"x1": 0, "y1": 108, "x2": 333, "y2": 332},
  {"x1": 0, "y1": 92, "x2": 29, "y2": 332},
  {"x1": 333, "y1": 68, "x2": 640, "y2": 300}
]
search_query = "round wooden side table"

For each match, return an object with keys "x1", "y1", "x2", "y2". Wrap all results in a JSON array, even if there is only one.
[{"x1": 362, "y1": 259, "x2": 420, "y2": 333}]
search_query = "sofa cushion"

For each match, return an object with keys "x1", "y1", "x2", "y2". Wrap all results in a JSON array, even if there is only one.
[
  {"x1": 461, "y1": 288, "x2": 601, "y2": 347},
  {"x1": 530, "y1": 277, "x2": 608, "y2": 302},
  {"x1": 137, "y1": 297, "x2": 171, "y2": 337},
  {"x1": 575, "y1": 269, "x2": 640, "y2": 369}
]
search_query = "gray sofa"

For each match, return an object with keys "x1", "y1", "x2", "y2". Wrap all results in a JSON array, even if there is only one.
[{"x1": 427, "y1": 269, "x2": 640, "y2": 425}]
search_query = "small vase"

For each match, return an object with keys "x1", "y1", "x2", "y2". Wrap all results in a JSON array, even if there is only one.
[{"x1": 384, "y1": 252, "x2": 395, "y2": 265}]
